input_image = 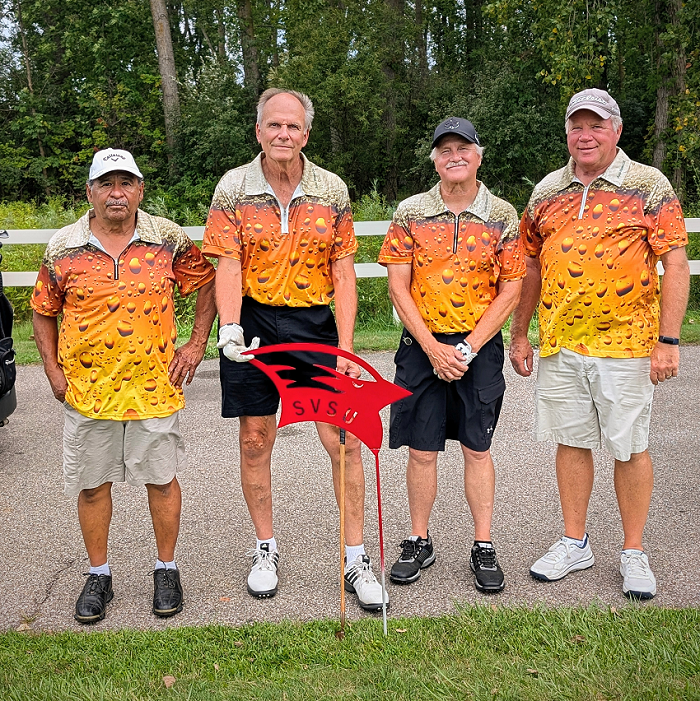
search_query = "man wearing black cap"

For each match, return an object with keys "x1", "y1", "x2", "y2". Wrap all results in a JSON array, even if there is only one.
[
  {"x1": 510, "y1": 88, "x2": 689, "y2": 599},
  {"x1": 378, "y1": 118, "x2": 526, "y2": 593}
]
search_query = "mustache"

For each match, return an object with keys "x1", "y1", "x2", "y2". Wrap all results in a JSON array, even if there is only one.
[
  {"x1": 106, "y1": 199, "x2": 128, "y2": 207},
  {"x1": 446, "y1": 160, "x2": 469, "y2": 168}
]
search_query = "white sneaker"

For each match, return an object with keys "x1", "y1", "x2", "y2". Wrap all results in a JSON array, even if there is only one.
[
  {"x1": 530, "y1": 535, "x2": 595, "y2": 581},
  {"x1": 246, "y1": 543, "x2": 279, "y2": 598},
  {"x1": 620, "y1": 549, "x2": 656, "y2": 599},
  {"x1": 344, "y1": 555, "x2": 389, "y2": 611}
]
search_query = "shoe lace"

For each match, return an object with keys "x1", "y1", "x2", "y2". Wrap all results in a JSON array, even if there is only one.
[
  {"x1": 82, "y1": 573, "x2": 105, "y2": 595},
  {"x1": 154, "y1": 569, "x2": 178, "y2": 589},
  {"x1": 246, "y1": 548, "x2": 277, "y2": 571},
  {"x1": 347, "y1": 558, "x2": 377, "y2": 585},
  {"x1": 542, "y1": 539, "x2": 575, "y2": 563},
  {"x1": 398, "y1": 539, "x2": 419, "y2": 561},
  {"x1": 474, "y1": 546, "x2": 497, "y2": 570},
  {"x1": 623, "y1": 552, "x2": 650, "y2": 578}
]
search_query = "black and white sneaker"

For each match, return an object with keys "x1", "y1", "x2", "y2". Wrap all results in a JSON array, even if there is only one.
[
  {"x1": 390, "y1": 533, "x2": 436, "y2": 584},
  {"x1": 344, "y1": 555, "x2": 389, "y2": 611},
  {"x1": 470, "y1": 542, "x2": 505, "y2": 593},
  {"x1": 246, "y1": 543, "x2": 279, "y2": 598}
]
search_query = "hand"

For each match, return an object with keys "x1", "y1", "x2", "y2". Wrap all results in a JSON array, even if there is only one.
[
  {"x1": 650, "y1": 342, "x2": 679, "y2": 385},
  {"x1": 217, "y1": 323, "x2": 260, "y2": 362},
  {"x1": 337, "y1": 355, "x2": 361, "y2": 379},
  {"x1": 509, "y1": 335, "x2": 534, "y2": 377},
  {"x1": 169, "y1": 339, "x2": 206, "y2": 387},
  {"x1": 426, "y1": 341, "x2": 468, "y2": 382},
  {"x1": 46, "y1": 366, "x2": 68, "y2": 403}
]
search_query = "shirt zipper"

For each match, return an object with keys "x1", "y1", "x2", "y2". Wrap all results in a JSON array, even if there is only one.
[
  {"x1": 453, "y1": 212, "x2": 460, "y2": 254},
  {"x1": 577, "y1": 184, "x2": 591, "y2": 219}
]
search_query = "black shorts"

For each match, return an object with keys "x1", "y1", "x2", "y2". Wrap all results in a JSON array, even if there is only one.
[
  {"x1": 220, "y1": 297, "x2": 339, "y2": 418},
  {"x1": 389, "y1": 328, "x2": 506, "y2": 452}
]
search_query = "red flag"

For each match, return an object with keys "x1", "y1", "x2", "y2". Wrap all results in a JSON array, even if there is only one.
[{"x1": 245, "y1": 342, "x2": 411, "y2": 453}]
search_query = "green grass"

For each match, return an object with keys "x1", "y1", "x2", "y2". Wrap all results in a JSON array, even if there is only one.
[{"x1": 1, "y1": 606, "x2": 698, "y2": 700}]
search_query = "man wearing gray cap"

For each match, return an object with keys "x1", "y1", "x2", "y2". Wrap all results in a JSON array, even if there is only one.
[
  {"x1": 510, "y1": 89, "x2": 690, "y2": 599},
  {"x1": 378, "y1": 117, "x2": 525, "y2": 593},
  {"x1": 32, "y1": 148, "x2": 216, "y2": 622}
]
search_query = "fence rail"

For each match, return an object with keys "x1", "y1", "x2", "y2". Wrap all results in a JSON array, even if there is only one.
[{"x1": 2, "y1": 219, "x2": 700, "y2": 286}]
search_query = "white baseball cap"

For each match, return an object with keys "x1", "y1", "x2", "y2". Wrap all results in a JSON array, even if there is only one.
[
  {"x1": 565, "y1": 88, "x2": 621, "y2": 120},
  {"x1": 88, "y1": 148, "x2": 143, "y2": 181}
]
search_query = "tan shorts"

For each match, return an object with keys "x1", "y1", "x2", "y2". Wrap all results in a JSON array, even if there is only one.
[
  {"x1": 536, "y1": 348, "x2": 654, "y2": 462},
  {"x1": 63, "y1": 405, "x2": 186, "y2": 496}
]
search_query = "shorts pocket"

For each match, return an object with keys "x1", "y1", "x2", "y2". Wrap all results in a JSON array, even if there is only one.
[{"x1": 478, "y1": 376, "x2": 506, "y2": 441}]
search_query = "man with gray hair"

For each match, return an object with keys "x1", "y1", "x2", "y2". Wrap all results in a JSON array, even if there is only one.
[
  {"x1": 202, "y1": 88, "x2": 387, "y2": 611},
  {"x1": 378, "y1": 117, "x2": 525, "y2": 593},
  {"x1": 510, "y1": 88, "x2": 690, "y2": 599},
  {"x1": 32, "y1": 148, "x2": 216, "y2": 622}
]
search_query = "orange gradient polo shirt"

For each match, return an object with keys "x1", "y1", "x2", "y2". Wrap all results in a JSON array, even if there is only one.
[
  {"x1": 521, "y1": 149, "x2": 687, "y2": 358},
  {"x1": 202, "y1": 153, "x2": 357, "y2": 307},
  {"x1": 31, "y1": 210, "x2": 215, "y2": 420},
  {"x1": 378, "y1": 182, "x2": 526, "y2": 334}
]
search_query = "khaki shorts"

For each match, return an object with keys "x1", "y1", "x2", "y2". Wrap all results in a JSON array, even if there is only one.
[
  {"x1": 536, "y1": 348, "x2": 654, "y2": 462},
  {"x1": 63, "y1": 405, "x2": 186, "y2": 496}
]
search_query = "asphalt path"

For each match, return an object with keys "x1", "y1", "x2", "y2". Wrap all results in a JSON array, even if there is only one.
[{"x1": 0, "y1": 348, "x2": 698, "y2": 632}]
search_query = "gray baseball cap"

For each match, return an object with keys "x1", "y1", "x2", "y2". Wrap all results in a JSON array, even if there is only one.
[
  {"x1": 566, "y1": 88, "x2": 621, "y2": 120},
  {"x1": 432, "y1": 117, "x2": 481, "y2": 148},
  {"x1": 88, "y1": 148, "x2": 143, "y2": 181}
]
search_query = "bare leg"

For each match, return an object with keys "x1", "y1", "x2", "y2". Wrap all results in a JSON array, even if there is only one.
[
  {"x1": 614, "y1": 450, "x2": 653, "y2": 551},
  {"x1": 406, "y1": 449, "x2": 438, "y2": 539},
  {"x1": 77, "y1": 482, "x2": 113, "y2": 567},
  {"x1": 239, "y1": 415, "x2": 277, "y2": 541},
  {"x1": 556, "y1": 444, "x2": 595, "y2": 541},
  {"x1": 462, "y1": 446, "x2": 495, "y2": 542},
  {"x1": 146, "y1": 477, "x2": 182, "y2": 562},
  {"x1": 316, "y1": 422, "x2": 364, "y2": 546}
]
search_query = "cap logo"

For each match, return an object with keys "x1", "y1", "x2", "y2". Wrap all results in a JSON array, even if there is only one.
[
  {"x1": 104, "y1": 153, "x2": 126, "y2": 162},
  {"x1": 570, "y1": 94, "x2": 609, "y2": 107},
  {"x1": 444, "y1": 118, "x2": 460, "y2": 130}
]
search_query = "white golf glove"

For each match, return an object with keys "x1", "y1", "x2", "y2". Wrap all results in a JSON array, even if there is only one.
[{"x1": 217, "y1": 323, "x2": 260, "y2": 362}]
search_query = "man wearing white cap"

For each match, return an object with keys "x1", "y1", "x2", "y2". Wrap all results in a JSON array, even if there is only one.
[
  {"x1": 510, "y1": 89, "x2": 690, "y2": 599},
  {"x1": 32, "y1": 148, "x2": 216, "y2": 622}
]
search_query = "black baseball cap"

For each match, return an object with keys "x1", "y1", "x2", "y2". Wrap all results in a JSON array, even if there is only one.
[{"x1": 432, "y1": 117, "x2": 481, "y2": 149}]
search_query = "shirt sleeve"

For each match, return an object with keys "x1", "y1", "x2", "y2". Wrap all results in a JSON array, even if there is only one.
[
  {"x1": 30, "y1": 261, "x2": 64, "y2": 317},
  {"x1": 520, "y1": 202, "x2": 544, "y2": 259},
  {"x1": 497, "y1": 213, "x2": 527, "y2": 281},
  {"x1": 377, "y1": 207, "x2": 414, "y2": 265},
  {"x1": 644, "y1": 176, "x2": 688, "y2": 255},
  {"x1": 173, "y1": 240, "x2": 216, "y2": 296},
  {"x1": 329, "y1": 185, "x2": 358, "y2": 262},
  {"x1": 202, "y1": 180, "x2": 243, "y2": 261}
]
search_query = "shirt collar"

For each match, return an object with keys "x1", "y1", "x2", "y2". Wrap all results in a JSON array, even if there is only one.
[
  {"x1": 422, "y1": 180, "x2": 493, "y2": 222},
  {"x1": 65, "y1": 209, "x2": 163, "y2": 249},
  {"x1": 562, "y1": 148, "x2": 631, "y2": 189},
  {"x1": 245, "y1": 152, "x2": 325, "y2": 198}
]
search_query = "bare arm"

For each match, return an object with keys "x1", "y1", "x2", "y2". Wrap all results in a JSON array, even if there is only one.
[
  {"x1": 468, "y1": 278, "x2": 522, "y2": 352},
  {"x1": 32, "y1": 311, "x2": 67, "y2": 402},
  {"x1": 330, "y1": 254, "x2": 359, "y2": 377},
  {"x1": 169, "y1": 279, "x2": 217, "y2": 387},
  {"x1": 650, "y1": 246, "x2": 690, "y2": 385},
  {"x1": 387, "y1": 264, "x2": 467, "y2": 382},
  {"x1": 509, "y1": 255, "x2": 541, "y2": 377},
  {"x1": 215, "y1": 256, "x2": 243, "y2": 325}
]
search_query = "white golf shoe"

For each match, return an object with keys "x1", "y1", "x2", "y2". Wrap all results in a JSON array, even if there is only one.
[
  {"x1": 246, "y1": 543, "x2": 279, "y2": 598},
  {"x1": 344, "y1": 555, "x2": 389, "y2": 611},
  {"x1": 620, "y1": 549, "x2": 656, "y2": 600},
  {"x1": 530, "y1": 535, "x2": 595, "y2": 581}
]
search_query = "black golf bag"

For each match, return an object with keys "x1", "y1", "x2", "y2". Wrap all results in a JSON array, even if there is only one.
[{"x1": 0, "y1": 231, "x2": 17, "y2": 424}]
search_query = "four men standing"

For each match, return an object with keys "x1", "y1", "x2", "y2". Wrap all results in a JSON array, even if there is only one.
[{"x1": 32, "y1": 87, "x2": 689, "y2": 623}]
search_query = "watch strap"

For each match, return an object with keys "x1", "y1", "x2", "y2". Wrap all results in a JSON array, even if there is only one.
[{"x1": 658, "y1": 335, "x2": 680, "y2": 345}]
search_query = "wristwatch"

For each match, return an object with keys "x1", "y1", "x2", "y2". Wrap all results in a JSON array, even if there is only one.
[
  {"x1": 658, "y1": 336, "x2": 680, "y2": 345},
  {"x1": 455, "y1": 341, "x2": 478, "y2": 365}
]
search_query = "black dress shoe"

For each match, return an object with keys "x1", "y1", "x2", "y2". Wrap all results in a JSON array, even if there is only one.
[
  {"x1": 74, "y1": 573, "x2": 113, "y2": 624},
  {"x1": 153, "y1": 568, "x2": 184, "y2": 617}
]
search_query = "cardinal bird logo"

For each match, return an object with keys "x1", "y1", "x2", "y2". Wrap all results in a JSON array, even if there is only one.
[{"x1": 245, "y1": 342, "x2": 411, "y2": 453}]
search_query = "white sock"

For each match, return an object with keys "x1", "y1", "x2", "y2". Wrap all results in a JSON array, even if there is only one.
[
  {"x1": 89, "y1": 562, "x2": 111, "y2": 576},
  {"x1": 563, "y1": 534, "x2": 587, "y2": 548},
  {"x1": 155, "y1": 559, "x2": 177, "y2": 570},
  {"x1": 345, "y1": 544, "x2": 365, "y2": 564},
  {"x1": 257, "y1": 537, "x2": 278, "y2": 552}
]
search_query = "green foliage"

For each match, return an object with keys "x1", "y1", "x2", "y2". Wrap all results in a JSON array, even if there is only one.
[{"x1": 0, "y1": 607, "x2": 699, "y2": 699}]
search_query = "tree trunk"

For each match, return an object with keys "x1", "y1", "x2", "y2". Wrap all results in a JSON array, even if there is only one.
[
  {"x1": 150, "y1": 0, "x2": 181, "y2": 164},
  {"x1": 237, "y1": 0, "x2": 261, "y2": 95},
  {"x1": 215, "y1": 6, "x2": 226, "y2": 61}
]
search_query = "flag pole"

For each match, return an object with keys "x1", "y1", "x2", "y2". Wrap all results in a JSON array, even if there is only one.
[{"x1": 336, "y1": 428, "x2": 347, "y2": 639}]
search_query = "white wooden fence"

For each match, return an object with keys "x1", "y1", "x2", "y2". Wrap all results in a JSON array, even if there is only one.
[{"x1": 2, "y1": 218, "x2": 700, "y2": 286}]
